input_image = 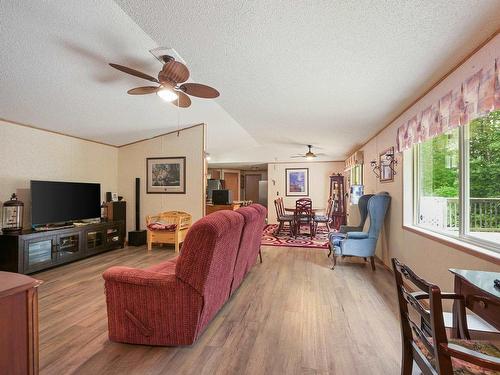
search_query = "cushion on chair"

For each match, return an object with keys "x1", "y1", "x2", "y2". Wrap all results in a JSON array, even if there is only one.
[
  {"x1": 278, "y1": 215, "x2": 294, "y2": 221},
  {"x1": 314, "y1": 215, "x2": 329, "y2": 222},
  {"x1": 147, "y1": 221, "x2": 177, "y2": 231},
  {"x1": 416, "y1": 338, "x2": 500, "y2": 374},
  {"x1": 347, "y1": 231, "x2": 369, "y2": 239}
]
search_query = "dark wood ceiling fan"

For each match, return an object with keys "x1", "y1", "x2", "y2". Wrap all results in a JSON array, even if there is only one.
[{"x1": 109, "y1": 55, "x2": 219, "y2": 108}]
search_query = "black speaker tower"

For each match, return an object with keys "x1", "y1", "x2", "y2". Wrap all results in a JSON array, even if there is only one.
[{"x1": 128, "y1": 177, "x2": 147, "y2": 246}]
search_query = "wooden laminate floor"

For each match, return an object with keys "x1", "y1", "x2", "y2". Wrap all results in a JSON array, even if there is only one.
[{"x1": 36, "y1": 246, "x2": 402, "y2": 375}]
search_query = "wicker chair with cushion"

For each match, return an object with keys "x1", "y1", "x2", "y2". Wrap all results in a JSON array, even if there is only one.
[{"x1": 146, "y1": 211, "x2": 192, "y2": 253}]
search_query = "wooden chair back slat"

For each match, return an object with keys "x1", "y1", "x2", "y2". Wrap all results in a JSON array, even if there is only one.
[
  {"x1": 392, "y1": 258, "x2": 454, "y2": 375},
  {"x1": 274, "y1": 197, "x2": 285, "y2": 218},
  {"x1": 295, "y1": 198, "x2": 312, "y2": 215},
  {"x1": 401, "y1": 288, "x2": 431, "y2": 325}
]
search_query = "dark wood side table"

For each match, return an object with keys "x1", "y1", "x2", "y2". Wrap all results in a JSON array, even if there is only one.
[
  {"x1": 0, "y1": 271, "x2": 42, "y2": 375},
  {"x1": 449, "y1": 268, "x2": 500, "y2": 338}
]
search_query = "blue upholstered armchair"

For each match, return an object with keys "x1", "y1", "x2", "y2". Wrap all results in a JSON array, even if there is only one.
[{"x1": 328, "y1": 192, "x2": 391, "y2": 271}]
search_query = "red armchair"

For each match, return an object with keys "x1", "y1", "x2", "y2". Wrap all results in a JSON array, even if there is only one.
[{"x1": 103, "y1": 210, "x2": 244, "y2": 346}]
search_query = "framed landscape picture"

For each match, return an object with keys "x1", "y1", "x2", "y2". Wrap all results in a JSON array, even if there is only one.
[
  {"x1": 285, "y1": 168, "x2": 309, "y2": 196},
  {"x1": 379, "y1": 147, "x2": 394, "y2": 183},
  {"x1": 146, "y1": 157, "x2": 186, "y2": 194}
]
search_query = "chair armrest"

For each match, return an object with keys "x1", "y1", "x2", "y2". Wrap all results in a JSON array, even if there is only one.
[
  {"x1": 411, "y1": 292, "x2": 465, "y2": 301},
  {"x1": 340, "y1": 225, "x2": 361, "y2": 233},
  {"x1": 346, "y1": 231, "x2": 369, "y2": 239},
  {"x1": 441, "y1": 343, "x2": 500, "y2": 371},
  {"x1": 441, "y1": 292, "x2": 465, "y2": 300},
  {"x1": 284, "y1": 208, "x2": 295, "y2": 212}
]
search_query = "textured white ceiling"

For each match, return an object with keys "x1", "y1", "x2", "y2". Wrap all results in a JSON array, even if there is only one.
[
  {"x1": 115, "y1": 0, "x2": 500, "y2": 162},
  {"x1": 1, "y1": 1, "x2": 499, "y2": 163},
  {"x1": 0, "y1": 0, "x2": 257, "y2": 152}
]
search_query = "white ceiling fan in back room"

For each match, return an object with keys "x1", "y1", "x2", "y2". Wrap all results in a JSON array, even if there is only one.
[
  {"x1": 290, "y1": 145, "x2": 326, "y2": 160},
  {"x1": 109, "y1": 47, "x2": 220, "y2": 108}
]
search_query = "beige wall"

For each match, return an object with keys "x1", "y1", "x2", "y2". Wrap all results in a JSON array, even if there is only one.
[
  {"x1": 118, "y1": 124, "x2": 205, "y2": 234},
  {"x1": 0, "y1": 120, "x2": 118, "y2": 228},
  {"x1": 350, "y1": 35, "x2": 500, "y2": 290},
  {"x1": 267, "y1": 161, "x2": 344, "y2": 223}
]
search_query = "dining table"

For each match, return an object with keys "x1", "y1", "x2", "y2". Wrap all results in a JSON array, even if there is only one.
[
  {"x1": 449, "y1": 268, "x2": 500, "y2": 338},
  {"x1": 284, "y1": 207, "x2": 325, "y2": 238}
]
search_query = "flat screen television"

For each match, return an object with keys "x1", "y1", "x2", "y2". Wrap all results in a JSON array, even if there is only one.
[{"x1": 31, "y1": 180, "x2": 101, "y2": 226}]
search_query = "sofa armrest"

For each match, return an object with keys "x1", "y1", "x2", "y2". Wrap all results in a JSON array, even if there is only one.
[
  {"x1": 103, "y1": 266, "x2": 203, "y2": 346},
  {"x1": 103, "y1": 266, "x2": 178, "y2": 287}
]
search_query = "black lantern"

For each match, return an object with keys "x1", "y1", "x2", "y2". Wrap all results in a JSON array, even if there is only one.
[{"x1": 2, "y1": 193, "x2": 24, "y2": 232}]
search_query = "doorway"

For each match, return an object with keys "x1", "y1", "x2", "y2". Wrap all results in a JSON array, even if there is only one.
[
  {"x1": 223, "y1": 171, "x2": 240, "y2": 201},
  {"x1": 244, "y1": 174, "x2": 261, "y2": 202}
]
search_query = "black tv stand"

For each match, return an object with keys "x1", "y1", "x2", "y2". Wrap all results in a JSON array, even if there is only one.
[
  {"x1": 0, "y1": 220, "x2": 125, "y2": 274},
  {"x1": 33, "y1": 223, "x2": 75, "y2": 231}
]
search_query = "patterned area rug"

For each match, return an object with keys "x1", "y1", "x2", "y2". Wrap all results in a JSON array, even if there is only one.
[{"x1": 261, "y1": 224, "x2": 331, "y2": 249}]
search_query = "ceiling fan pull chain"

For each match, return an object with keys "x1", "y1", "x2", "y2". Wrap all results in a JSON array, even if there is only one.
[{"x1": 177, "y1": 99, "x2": 180, "y2": 136}]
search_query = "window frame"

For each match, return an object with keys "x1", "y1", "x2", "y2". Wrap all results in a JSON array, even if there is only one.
[{"x1": 409, "y1": 121, "x2": 500, "y2": 254}]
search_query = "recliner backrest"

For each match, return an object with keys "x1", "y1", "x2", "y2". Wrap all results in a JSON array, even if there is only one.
[
  {"x1": 231, "y1": 204, "x2": 267, "y2": 294},
  {"x1": 176, "y1": 210, "x2": 244, "y2": 298}
]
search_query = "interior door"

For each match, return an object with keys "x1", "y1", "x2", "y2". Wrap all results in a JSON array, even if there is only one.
[
  {"x1": 223, "y1": 172, "x2": 240, "y2": 202},
  {"x1": 245, "y1": 174, "x2": 261, "y2": 202}
]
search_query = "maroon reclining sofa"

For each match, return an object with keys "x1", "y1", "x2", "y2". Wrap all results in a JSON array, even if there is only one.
[{"x1": 103, "y1": 204, "x2": 267, "y2": 346}]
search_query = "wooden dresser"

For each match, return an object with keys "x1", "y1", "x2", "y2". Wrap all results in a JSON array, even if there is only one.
[{"x1": 0, "y1": 272, "x2": 42, "y2": 375}]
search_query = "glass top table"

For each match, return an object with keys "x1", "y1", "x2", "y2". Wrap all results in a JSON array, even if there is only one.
[
  {"x1": 448, "y1": 268, "x2": 500, "y2": 338},
  {"x1": 449, "y1": 269, "x2": 500, "y2": 299}
]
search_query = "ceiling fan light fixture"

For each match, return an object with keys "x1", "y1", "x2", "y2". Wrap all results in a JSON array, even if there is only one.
[
  {"x1": 306, "y1": 154, "x2": 315, "y2": 161},
  {"x1": 157, "y1": 86, "x2": 178, "y2": 102}
]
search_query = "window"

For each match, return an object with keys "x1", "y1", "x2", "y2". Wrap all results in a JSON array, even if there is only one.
[
  {"x1": 413, "y1": 110, "x2": 500, "y2": 251},
  {"x1": 466, "y1": 111, "x2": 500, "y2": 244},
  {"x1": 350, "y1": 164, "x2": 363, "y2": 186}
]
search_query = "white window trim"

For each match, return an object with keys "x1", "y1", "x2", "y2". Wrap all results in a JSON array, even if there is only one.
[{"x1": 402, "y1": 139, "x2": 500, "y2": 262}]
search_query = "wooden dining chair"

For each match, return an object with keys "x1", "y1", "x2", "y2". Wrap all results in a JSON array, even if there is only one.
[
  {"x1": 313, "y1": 198, "x2": 333, "y2": 232},
  {"x1": 294, "y1": 198, "x2": 314, "y2": 239},
  {"x1": 274, "y1": 197, "x2": 294, "y2": 235},
  {"x1": 392, "y1": 258, "x2": 500, "y2": 375}
]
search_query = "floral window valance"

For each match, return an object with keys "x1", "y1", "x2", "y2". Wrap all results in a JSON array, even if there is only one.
[{"x1": 396, "y1": 58, "x2": 500, "y2": 152}]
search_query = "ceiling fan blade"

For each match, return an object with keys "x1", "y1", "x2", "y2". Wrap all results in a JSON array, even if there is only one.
[
  {"x1": 109, "y1": 63, "x2": 159, "y2": 83},
  {"x1": 159, "y1": 60, "x2": 190, "y2": 84},
  {"x1": 180, "y1": 83, "x2": 220, "y2": 98},
  {"x1": 290, "y1": 155, "x2": 305, "y2": 158},
  {"x1": 171, "y1": 91, "x2": 191, "y2": 108},
  {"x1": 127, "y1": 86, "x2": 159, "y2": 95}
]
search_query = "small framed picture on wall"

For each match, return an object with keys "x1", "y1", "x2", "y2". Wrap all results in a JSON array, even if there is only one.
[
  {"x1": 285, "y1": 168, "x2": 309, "y2": 196},
  {"x1": 146, "y1": 157, "x2": 186, "y2": 194},
  {"x1": 379, "y1": 147, "x2": 394, "y2": 183}
]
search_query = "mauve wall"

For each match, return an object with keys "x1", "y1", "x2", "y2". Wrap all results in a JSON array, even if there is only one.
[
  {"x1": 0, "y1": 120, "x2": 118, "y2": 229},
  {"x1": 118, "y1": 124, "x2": 205, "y2": 235},
  {"x1": 348, "y1": 35, "x2": 500, "y2": 290},
  {"x1": 267, "y1": 161, "x2": 344, "y2": 224}
]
